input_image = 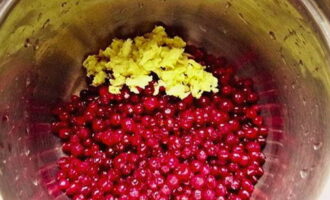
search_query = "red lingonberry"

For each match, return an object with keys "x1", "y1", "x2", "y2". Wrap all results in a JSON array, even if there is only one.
[{"x1": 53, "y1": 45, "x2": 267, "y2": 200}]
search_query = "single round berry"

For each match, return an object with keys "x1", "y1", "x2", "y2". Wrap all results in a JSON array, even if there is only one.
[
  {"x1": 191, "y1": 175, "x2": 206, "y2": 189},
  {"x1": 166, "y1": 174, "x2": 180, "y2": 189}
]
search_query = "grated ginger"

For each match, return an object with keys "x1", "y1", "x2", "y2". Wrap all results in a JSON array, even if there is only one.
[{"x1": 83, "y1": 26, "x2": 218, "y2": 99}]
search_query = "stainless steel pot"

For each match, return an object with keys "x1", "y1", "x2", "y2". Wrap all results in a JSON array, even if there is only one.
[{"x1": 0, "y1": 0, "x2": 330, "y2": 199}]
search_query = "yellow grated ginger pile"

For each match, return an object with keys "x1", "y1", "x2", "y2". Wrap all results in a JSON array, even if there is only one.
[{"x1": 83, "y1": 26, "x2": 218, "y2": 99}]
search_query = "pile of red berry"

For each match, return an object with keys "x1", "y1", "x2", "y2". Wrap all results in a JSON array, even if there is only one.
[{"x1": 51, "y1": 46, "x2": 268, "y2": 200}]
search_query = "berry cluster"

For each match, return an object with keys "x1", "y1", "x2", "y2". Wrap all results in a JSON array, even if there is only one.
[{"x1": 51, "y1": 46, "x2": 268, "y2": 200}]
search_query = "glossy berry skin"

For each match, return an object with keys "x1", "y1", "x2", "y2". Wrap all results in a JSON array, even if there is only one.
[{"x1": 52, "y1": 46, "x2": 267, "y2": 200}]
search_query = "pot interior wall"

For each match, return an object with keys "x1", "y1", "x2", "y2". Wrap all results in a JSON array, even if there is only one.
[{"x1": 0, "y1": 0, "x2": 330, "y2": 199}]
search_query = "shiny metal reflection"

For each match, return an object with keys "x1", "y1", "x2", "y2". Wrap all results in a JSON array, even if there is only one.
[{"x1": 0, "y1": 0, "x2": 329, "y2": 199}]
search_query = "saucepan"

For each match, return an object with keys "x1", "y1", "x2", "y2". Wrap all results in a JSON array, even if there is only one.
[{"x1": 0, "y1": 0, "x2": 330, "y2": 199}]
